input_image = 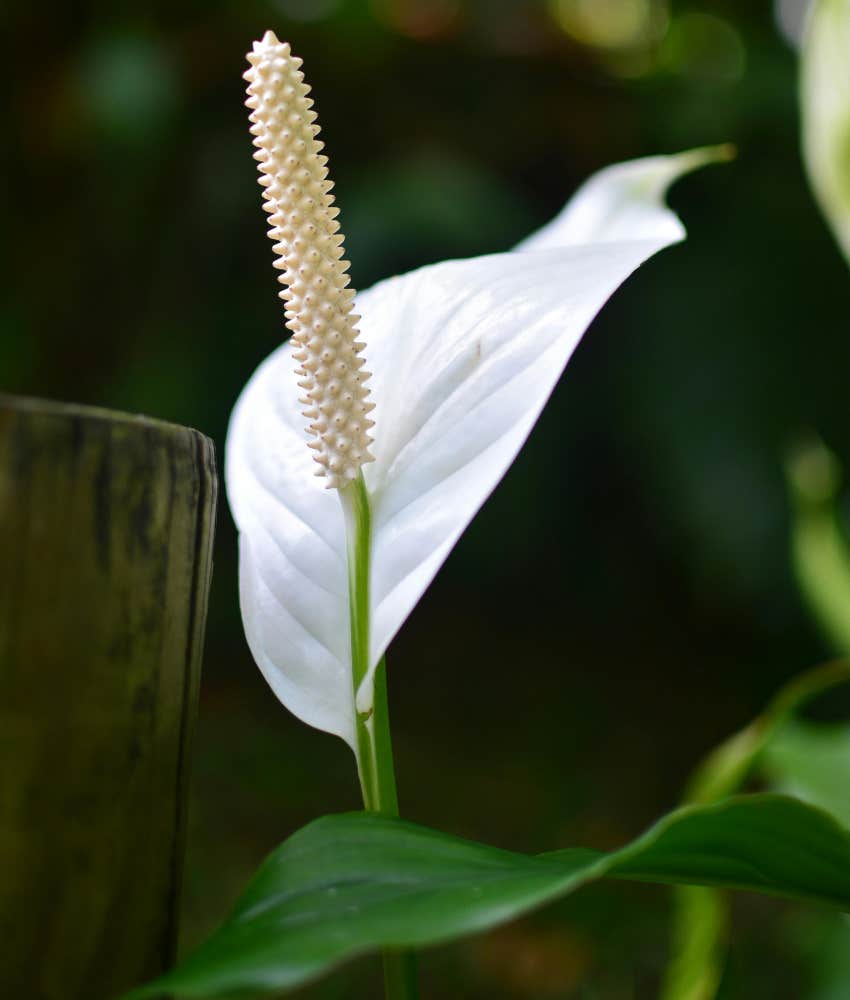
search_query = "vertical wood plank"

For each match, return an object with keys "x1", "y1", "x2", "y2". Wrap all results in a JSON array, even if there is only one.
[{"x1": 0, "y1": 394, "x2": 217, "y2": 999}]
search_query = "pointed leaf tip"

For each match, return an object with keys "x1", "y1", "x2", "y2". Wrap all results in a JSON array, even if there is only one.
[
  {"x1": 516, "y1": 145, "x2": 733, "y2": 252},
  {"x1": 680, "y1": 142, "x2": 737, "y2": 169}
]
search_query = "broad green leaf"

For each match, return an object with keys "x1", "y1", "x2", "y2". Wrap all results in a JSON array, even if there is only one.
[
  {"x1": 802, "y1": 0, "x2": 850, "y2": 268},
  {"x1": 126, "y1": 795, "x2": 850, "y2": 998},
  {"x1": 226, "y1": 148, "x2": 730, "y2": 748}
]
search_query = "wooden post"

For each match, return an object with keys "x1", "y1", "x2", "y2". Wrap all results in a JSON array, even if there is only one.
[{"x1": 0, "y1": 394, "x2": 217, "y2": 999}]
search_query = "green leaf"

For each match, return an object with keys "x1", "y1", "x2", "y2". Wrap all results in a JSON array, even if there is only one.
[
  {"x1": 125, "y1": 795, "x2": 850, "y2": 998},
  {"x1": 762, "y1": 719, "x2": 850, "y2": 835}
]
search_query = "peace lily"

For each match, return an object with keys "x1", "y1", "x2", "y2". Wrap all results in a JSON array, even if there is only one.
[{"x1": 227, "y1": 30, "x2": 729, "y2": 807}]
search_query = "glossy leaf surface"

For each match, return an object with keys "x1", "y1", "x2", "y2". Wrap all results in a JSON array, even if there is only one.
[{"x1": 127, "y1": 794, "x2": 850, "y2": 998}]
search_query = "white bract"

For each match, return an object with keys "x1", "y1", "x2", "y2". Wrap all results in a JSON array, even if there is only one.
[{"x1": 227, "y1": 147, "x2": 724, "y2": 752}]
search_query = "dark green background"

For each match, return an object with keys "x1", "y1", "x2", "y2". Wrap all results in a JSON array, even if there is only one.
[{"x1": 4, "y1": 0, "x2": 849, "y2": 996}]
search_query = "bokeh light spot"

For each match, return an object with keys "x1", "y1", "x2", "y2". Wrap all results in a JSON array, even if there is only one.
[
  {"x1": 662, "y1": 11, "x2": 747, "y2": 84},
  {"x1": 551, "y1": 0, "x2": 669, "y2": 51},
  {"x1": 76, "y1": 34, "x2": 178, "y2": 145}
]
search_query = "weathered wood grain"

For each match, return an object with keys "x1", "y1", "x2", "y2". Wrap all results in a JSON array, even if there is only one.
[{"x1": 0, "y1": 394, "x2": 217, "y2": 999}]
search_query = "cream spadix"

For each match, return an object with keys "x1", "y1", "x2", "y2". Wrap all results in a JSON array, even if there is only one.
[
  {"x1": 245, "y1": 30, "x2": 374, "y2": 488},
  {"x1": 228, "y1": 35, "x2": 729, "y2": 748}
]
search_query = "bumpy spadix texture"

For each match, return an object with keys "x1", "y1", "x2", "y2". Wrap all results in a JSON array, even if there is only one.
[{"x1": 245, "y1": 31, "x2": 374, "y2": 488}]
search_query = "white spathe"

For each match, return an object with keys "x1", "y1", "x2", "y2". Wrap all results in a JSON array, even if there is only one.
[{"x1": 227, "y1": 149, "x2": 723, "y2": 750}]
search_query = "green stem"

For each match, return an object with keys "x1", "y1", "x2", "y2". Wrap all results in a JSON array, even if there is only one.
[
  {"x1": 383, "y1": 949, "x2": 421, "y2": 998},
  {"x1": 339, "y1": 472, "x2": 418, "y2": 999}
]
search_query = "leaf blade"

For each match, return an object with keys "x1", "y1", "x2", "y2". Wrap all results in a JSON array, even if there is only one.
[{"x1": 125, "y1": 795, "x2": 850, "y2": 998}]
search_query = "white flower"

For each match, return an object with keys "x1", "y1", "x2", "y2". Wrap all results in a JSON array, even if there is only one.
[
  {"x1": 226, "y1": 45, "x2": 727, "y2": 751},
  {"x1": 801, "y1": 0, "x2": 850, "y2": 268}
]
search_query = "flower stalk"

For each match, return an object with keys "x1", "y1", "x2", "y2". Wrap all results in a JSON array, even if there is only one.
[
  {"x1": 245, "y1": 31, "x2": 417, "y2": 998},
  {"x1": 339, "y1": 473, "x2": 417, "y2": 996},
  {"x1": 338, "y1": 473, "x2": 398, "y2": 813}
]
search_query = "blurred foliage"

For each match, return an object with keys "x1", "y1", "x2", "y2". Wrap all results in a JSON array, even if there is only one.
[
  {"x1": 661, "y1": 659, "x2": 850, "y2": 1000},
  {"x1": 662, "y1": 416, "x2": 850, "y2": 1000},
  {"x1": 787, "y1": 438, "x2": 850, "y2": 650},
  {"x1": 4, "y1": 0, "x2": 850, "y2": 996},
  {"x1": 801, "y1": 0, "x2": 850, "y2": 269}
]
